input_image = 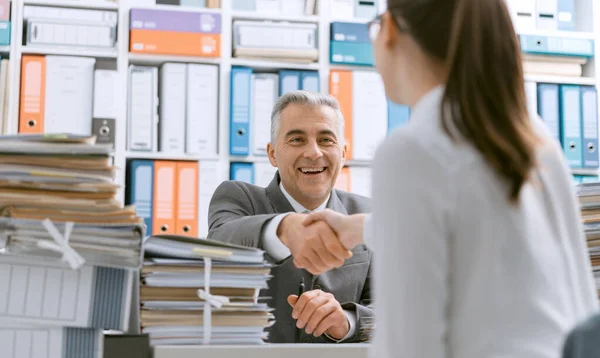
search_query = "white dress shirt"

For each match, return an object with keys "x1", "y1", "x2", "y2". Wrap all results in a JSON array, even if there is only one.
[
  {"x1": 262, "y1": 183, "x2": 356, "y2": 342},
  {"x1": 365, "y1": 86, "x2": 599, "y2": 358}
]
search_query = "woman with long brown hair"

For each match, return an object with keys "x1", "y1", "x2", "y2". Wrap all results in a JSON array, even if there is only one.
[{"x1": 301, "y1": 0, "x2": 599, "y2": 356}]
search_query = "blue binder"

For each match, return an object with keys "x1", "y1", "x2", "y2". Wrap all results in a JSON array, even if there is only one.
[
  {"x1": 560, "y1": 84, "x2": 583, "y2": 168},
  {"x1": 557, "y1": 0, "x2": 576, "y2": 30},
  {"x1": 230, "y1": 67, "x2": 252, "y2": 156},
  {"x1": 0, "y1": 21, "x2": 10, "y2": 46},
  {"x1": 230, "y1": 162, "x2": 255, "y2": 184},
  {"x1": 572, "y1": 175, "x2": 582, "y2": 185},
  {"x1": 581, "y1": 85, "x2": 599, "y2": 168},
  {"x1": 126, "y1": 160, "x2": 154, "y2": 233},
  {"x1": 300, "y1": 71, "x2": 320, "y2": 92},
  {"x1": 537, "y1": 83, "x2": 561, "y2": 144},
  {"x1": 519, "y1": 35, "x2": 594, "y2": 57},
  {"x1": 279, "y1": 70, "x2": 301, "y2": 96},
  {"x1": 330, "y1": 22, "x2": 370, "y2": 43},
  {"x1": 387, "y1": 100, "x2": 410, "y2": 133}
]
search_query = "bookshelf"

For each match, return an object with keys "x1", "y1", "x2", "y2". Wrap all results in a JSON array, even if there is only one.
[{"x1": 0, "y1": 0, "x2": 598, "y2": 224}]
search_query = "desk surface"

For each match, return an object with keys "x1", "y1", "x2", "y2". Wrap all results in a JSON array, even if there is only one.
[{"x1": 153, "y1": 344, "x2": 370, "y2": 358}]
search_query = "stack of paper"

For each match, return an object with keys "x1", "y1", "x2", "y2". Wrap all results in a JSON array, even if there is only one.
[
  {"x1": 0, "y1": 133, "x2": 145, "y2": 358},
  {"x1": 0, "y1": 133, "x2": 145, "y2": 268},
  {"x1": 141, "y1": 234, "x2": 274, "y2": 345},
  {"x1": 522, "y1": 54, "x2": 587, "y2": 77},
  {"x1": 577, "y1": 181, "x2": 600, "y2": 299}
]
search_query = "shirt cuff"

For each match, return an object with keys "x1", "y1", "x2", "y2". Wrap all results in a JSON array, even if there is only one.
[
  {"x1": 324, "y1": 309, "x2": 356, "y2": 343},
  {"x1": 261, "y1": 213, "x2": 292, "y2": 262}
]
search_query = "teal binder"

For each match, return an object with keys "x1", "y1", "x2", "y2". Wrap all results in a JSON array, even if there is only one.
[
  {"x1": 330, "y1": 42, "x2": 374, "y2": 66},
  {"x1": 519, "y1": 34, "x2": 594, "y2": 57}
]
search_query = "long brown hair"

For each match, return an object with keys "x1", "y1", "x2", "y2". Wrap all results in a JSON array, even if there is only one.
[{"x1": 388, "y1": 0, "x2": 541, "y2": 203}]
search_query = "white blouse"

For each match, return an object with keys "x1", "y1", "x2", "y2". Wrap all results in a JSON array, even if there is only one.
[{"x1": 365, "y1": 86, "x2": 598, "y2": 358}]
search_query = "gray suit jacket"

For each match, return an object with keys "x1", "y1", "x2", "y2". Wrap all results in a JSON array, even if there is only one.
[{"x1": 207, "y1": 172, "x2": 373, "y2": 344}]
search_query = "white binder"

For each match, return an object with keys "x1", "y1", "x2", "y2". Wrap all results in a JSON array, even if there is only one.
[
  {"x1": 350, "y1": 167, "x2": 372, "y2": 198},
  {"x1": 127, "y1": 65, "x2": 158, "y2": 152},
  {"x1": 254, "y1": 162, "x2": 278, "y2": 188},
  {"x1": 330, "y1": 0, "x2": 354, "y2": 19},
  {"x1": 525, "y1": 81, "x2": 539, "y2": 120},
  {"x1": 0, "y1": 255, "x2": 134, "y2": 331},
  {"x1": 0, "y1": 326, "x2": 103, "y2": 358},
  {"x1": 199, "y1": 160, "x2": 222, "y2": 238},
  {"x1": 506, "y1": 0, "x2": 536, "y2": 32},
  {"x1": 159, "y1": 63, "x2": 187, "y2": 153},
  {"x1": 44, "y1": 56, "x2": 95, "y2": 136},
  {"x1": 256, "y1": 0, "x2": 279, "y2": 12},
  {"x1": 251, "y1": 73, "x2": 278, "y2": 156},
  {"x1": 536, "y1": 0, "x2": 558, "y2": 30},
  {"x1": 233, "y1": 21, "x2": 319, "y2": 62},
  {"x1": 186, "y1": 64, "x2": 219, "y2": 157},
  {"x1": 352, "y1": 71, "x2": 388, "y2": 161},
  {"x1": 93, "y1": 69, "x2": 118, "y2": 120}
]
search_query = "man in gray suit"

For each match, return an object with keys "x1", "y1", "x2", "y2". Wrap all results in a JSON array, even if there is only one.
[{"x1": 207, "y1": 91, "x2": 373, "y2": 344}]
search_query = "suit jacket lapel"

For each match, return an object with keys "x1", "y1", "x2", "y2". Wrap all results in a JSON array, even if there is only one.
[
  {"x1": 265, "y1": 171, "x2": 295, "y2": 213},
  {"x1": 326, "y1": 189, "x2": 348, "y2": 215}
]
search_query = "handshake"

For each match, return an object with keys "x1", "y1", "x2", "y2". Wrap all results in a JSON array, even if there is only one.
[{"x1": 277, "y1": 209, "x2": 367, "y2": 275}]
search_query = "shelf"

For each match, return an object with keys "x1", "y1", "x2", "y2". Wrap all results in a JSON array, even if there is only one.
[
  {"x1": 227, "y1": 156, "x2": 371, "y2": 167},
  {"x1": 230, "y1": 58, "x2": 320, "y2": 70},
  {"x1": 573, "y1": 168, "x2": 600, "y2": 176},
  {"x1": 0, "y1": 46, "x2": 9, "y2": 53},
  {"x1": 23, "y1": 0, "x2": 119, "y2": 10},
  {"x1": 329, "y1": 17, "x2": 370, "y2": 24},
  {"x1": 525, "y1": 74, "x2": 596, "y2": 85},
  {"x1": 518, "y1": 29, "x2": 596, "y2": 40},
  {"x1": 128, "y1": 4, "x2": 221, "y2": 13},
  {"x1": 345, "y1": 160, "x2": 371, "y2": 167},
  {"x1": 229, "y1": 155, "x2": 270, "y2": 163},
  {"x1": 329, "y1": 64, "x2": 376, "y2": 72},
  {"x1": 20, "y1": 46, "x2": 118, "y2": 58},
  {"x1": 125, "y1": 151, "x2": 219, "y2": 161},
  {"x1": 128, "y1": 53, "x2": 221, "y2": 66},
  {"x1": 231, "y1": 11, "x2": 319, "y2": 23}
]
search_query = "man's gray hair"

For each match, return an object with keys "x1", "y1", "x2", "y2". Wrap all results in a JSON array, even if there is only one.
[{"x1": 270, "y1": 90, "x2": 345, "y2": 143}]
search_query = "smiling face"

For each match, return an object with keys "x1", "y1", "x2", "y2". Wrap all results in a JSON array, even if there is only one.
[{"x1": 267, "y1": 103, "x2": 346, "y2": 210}]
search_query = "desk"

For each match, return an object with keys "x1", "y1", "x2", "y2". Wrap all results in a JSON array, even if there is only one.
[{"x1": 153, "y1": 344, "x2": 370, "y2": 358}]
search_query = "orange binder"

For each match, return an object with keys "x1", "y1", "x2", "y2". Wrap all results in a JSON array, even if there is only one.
[
  {"x1": 152, "y1": 161, "x2": 177, "y2": 235},
  {"x1": 19, "y1": 55, "x2": 46, "y2": 134},
  {"x1": 329, "y1": 70, "x2": 353, "y2": 159},
  {"x1": 130, "y1": 29, "x2": 221, "y2": 58},
  {"x1": 175, "y1": 161, "x2": 199, "y2": 236},
  {"x1": 334, "y1": 167, "x2": 351, "y2": 192}
]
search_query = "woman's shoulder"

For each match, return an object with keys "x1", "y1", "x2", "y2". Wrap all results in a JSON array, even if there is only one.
[{"x1": 377, "y1": 119, "x2": 469, "y2": 172}]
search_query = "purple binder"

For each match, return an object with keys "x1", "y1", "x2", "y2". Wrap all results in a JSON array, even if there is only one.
[{"x1": 129, "y1": 8, "x2": 221, "y2": 34}]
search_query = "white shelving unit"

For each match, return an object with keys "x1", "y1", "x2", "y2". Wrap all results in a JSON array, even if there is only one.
[
  {"x1": 0, "y1": 0, "x2": 598, "y2": 218},
  {"x1": 231, "y1": 10, "x2": 320, "y2": 23},
  {"x1": 22, "y1": 0, "x2": 119, "y2": 10}
]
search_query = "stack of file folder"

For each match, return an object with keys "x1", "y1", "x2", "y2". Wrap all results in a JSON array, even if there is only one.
[
  {"x1": 576, "y1": 181, "x2": 600, "y2": 300},
  {"x1": 0, "y1": 133, "x2": 145, "y2": 358},
  {"x1": 140, "y1": 234, "x2": 274, "y2": 345},
  {"x1": 0, "y1": 133, "x2": 144, "y2": 268}
]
